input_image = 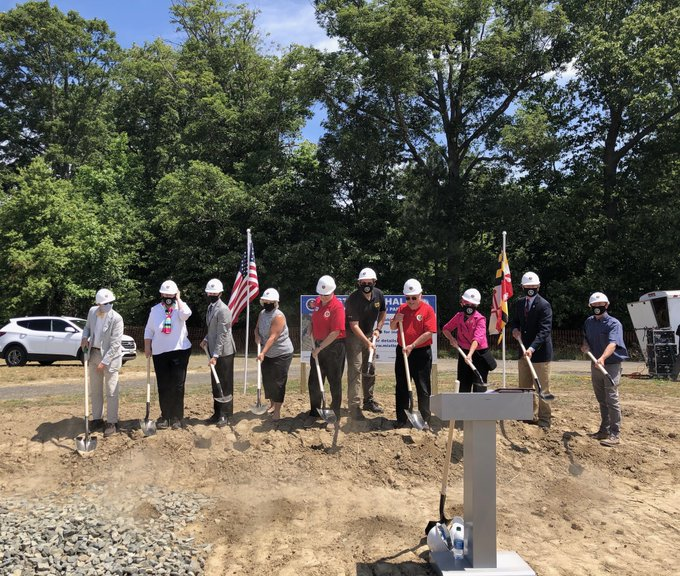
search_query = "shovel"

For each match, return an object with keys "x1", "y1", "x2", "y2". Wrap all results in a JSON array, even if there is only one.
[
  {"x1": 362, "y1": 334, "x2": 378, "y2": 377},
  {"x1": 515, "y1": 337, "x2": 555, "y2": 401},
  {"x1": 139, "y1": 356, "x2": 157, "y2": 436},
  {"x1": 398, "y1": 321, "x2": 427, "y2": 430},
  {"x1": 455, "y1": 346, "x2": 489, "y2": 388},
  {"x1": 250, "y1": 344, "x2": 268, "y2": 415},
  {"x1": 204, "y1": 347, "x2": 233, "y2": 404},
  {"x1": 75, "y1": 351, "x2": 97, "y2": 455},
  {"x1": 314, "y1": 356, "x2": 337, "y2": 424},
  {"x1": 586, "y1": 351, "x2": 617, "y2": 386},
  {"x1": 426, "y1": 379, "x2": 460, "y2": 534}
]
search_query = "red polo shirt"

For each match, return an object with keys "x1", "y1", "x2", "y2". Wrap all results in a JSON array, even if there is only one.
[
  {"x1": 397, "y1": 301, "x2": 436, "y2": 347},
  {"x1": 311, "y1": 296, "x2": 346, "y2": 341}
]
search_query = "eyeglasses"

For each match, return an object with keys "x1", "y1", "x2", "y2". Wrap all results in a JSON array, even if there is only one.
[{"x1": 406, "y1": 296, "x2": 419, "y2": 301}]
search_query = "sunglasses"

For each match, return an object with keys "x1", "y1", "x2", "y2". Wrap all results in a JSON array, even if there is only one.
[{"x1": 406, "y1": 296, "x2": 419, "y2": 301}]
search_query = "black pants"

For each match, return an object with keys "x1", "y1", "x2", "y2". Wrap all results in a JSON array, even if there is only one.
[
  {"x1": 211, "y1": 353, "x2": 234, "y2": 417},
  {"x1": 262, "y1": 353, "x2": 293, "y2": 403},
  {"x1": 153, "y1": 348, "x2": 191, "y2": 421},
  {"x1": 308, "y1": 339, "x2": 346, "y2": 417},
  {"x1": 395, "y1": 345, "x2": 432, "y2": 423},
  {"x1": 457, "y1": 349, "x2": 490, "y2": 393}
]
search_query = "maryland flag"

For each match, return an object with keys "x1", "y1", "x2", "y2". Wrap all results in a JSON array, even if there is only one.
[{"x1": 489, "y1": 250, "x2": 513, "y2": 343}]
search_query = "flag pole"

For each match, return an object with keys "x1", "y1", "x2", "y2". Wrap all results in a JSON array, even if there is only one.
[
  {"x1": 242, "y1": 228, "x2": 252, "y2": 395},
  {"x1": 502, "y1": 230, "x2": 507, "y2": 388}
]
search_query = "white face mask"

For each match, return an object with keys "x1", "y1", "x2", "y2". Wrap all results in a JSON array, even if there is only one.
[{"x1": 99, "y1": 303, "x2": 113, "y2": 314}]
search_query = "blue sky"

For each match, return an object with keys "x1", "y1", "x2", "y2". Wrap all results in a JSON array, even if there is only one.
[{"x1": 0, "y1": 0, "x2": 334, "y2": 139}]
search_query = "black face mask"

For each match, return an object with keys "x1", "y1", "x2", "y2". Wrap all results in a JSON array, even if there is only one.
[
  {"x1": 263, "y1": 303, "x2": 276, "y2": 312},
  {"x1": 524, "y1": 288, "x2": 537, "y2": 297},
  {"x1": 591, "y1": 306, "x2": 606, "y2": 316},
  {"x1": 207, "y1": 295, "x2": 219, "y2": 304},
  {"x1": 163, "y1": 297, "x2": 176, "y2": 306},
  {"x1": 360, "y1": 283, "x2": 375, "y2": 294},
  {"x1": 463, "y1": 306, "x2": 475, "y2": 316}
]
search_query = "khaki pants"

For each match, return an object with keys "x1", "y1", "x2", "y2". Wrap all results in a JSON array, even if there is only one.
[
  {"x1": 518, "y1": 360, "x2": 551, "y2": 424},
  {"x1": 88, "y1": 348, "x2": 120, "y2": 424}
]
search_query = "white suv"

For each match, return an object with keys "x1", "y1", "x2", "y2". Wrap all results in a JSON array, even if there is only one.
[{"x1": 0, "y1": 316, "x2": 137, "y2": 367}]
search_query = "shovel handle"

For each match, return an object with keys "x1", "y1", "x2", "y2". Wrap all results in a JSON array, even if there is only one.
[
  {"x1": 256, "y1": 343, "x2": 263, "y2": 391},
  {"x1": 586, "y1": 351, "x2": 609, "y2": 375},
  {"x1": 398, "y1": 322, "x2": 413, "y2": 392},
  {"x1": 367, "y1": 334, "x2": 377, "y2": 364},
  {"x1": 146, "y1": 356, "x2": 152, "y2": 404},
  {"x1": 204, "y1": 346, "x2": 221, "y2": 384},
  {"x1": 456, "y1": 346, "x2": 486, "y2": 385},
  {"x1": 516, "y1": 338, "x2": 539, "y2": 381}
]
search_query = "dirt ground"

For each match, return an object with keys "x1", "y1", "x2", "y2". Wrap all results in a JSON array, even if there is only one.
[{"x1": 1, "y1": 359, "x2": 679, "y2": 576}]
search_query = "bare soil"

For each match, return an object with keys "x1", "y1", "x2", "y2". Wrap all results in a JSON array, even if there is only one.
[{"x1": 1, "y1": 360, "x2": 679, "y2": 576}]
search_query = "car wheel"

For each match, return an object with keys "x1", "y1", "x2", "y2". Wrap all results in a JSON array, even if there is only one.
[
  {"x1": 39, "y1": 360, "x2": 55, "y2": 366},
  {"x1": 77, "y1": 348, "x2": 85, "y2": 366},
  {"x1": 5, "y1": 345, "x2": 28, "y2": 367}
]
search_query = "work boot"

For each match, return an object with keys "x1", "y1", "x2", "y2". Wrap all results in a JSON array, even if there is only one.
[
  {"x1": 363, "y1": 400, "x2": 384, "y2": 413},
  {"x1": 104, "y1": 423, "x2": 117, "y2": 438},
  {"x1": 90, "y1": 419, "x2": 104, "y2": 431}
]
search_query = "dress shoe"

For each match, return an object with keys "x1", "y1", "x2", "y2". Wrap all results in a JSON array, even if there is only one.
[
  {"x1": 589, "y1": 430, "x2": 609, "y2": 440},
  {"x1": 104, "y1": 423, "x2": 117, "y2": 438},
  {"x1": 205, "y1": 413, "x2": 219, "y2": 424},
  {"x1": 171, "y1": 418, "x2": 184, "y2": 430},
  {"x1": 363, "y1": 400, "x2": 384, "y2": 413},
  {"x1": 216, "y1": 416, "x2": 230, "y2": 428},
  {"x1": 90, "y1": 419, "x2": 104, "y2": 431}
]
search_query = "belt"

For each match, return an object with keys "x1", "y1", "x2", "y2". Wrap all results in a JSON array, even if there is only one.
[{"x1": 90, "y1": 347, "x2": 101, "y2": 351}]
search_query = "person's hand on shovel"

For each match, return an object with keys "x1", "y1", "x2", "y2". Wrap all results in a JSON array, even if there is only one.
[{"x1": 513, "y1": 329, "x2": 533, "y2": 358}]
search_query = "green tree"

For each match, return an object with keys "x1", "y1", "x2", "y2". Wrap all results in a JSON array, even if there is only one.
[{"x1": 0, "y1": 0, "x2": 121, "y2": 178}]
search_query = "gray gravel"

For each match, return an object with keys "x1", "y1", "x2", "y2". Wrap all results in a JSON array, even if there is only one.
[{"x1": 0, "y1": 485, "x2": 212, "y2": 575}]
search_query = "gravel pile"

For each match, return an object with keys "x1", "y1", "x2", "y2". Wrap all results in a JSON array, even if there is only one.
[{"x1": 0, "y1": 485, "x2": 212, "y2": 576}]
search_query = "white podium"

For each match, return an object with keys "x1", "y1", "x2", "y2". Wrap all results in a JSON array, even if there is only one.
[{"x1": 429, "y1": 391, "x2": 536, "y2": 575}]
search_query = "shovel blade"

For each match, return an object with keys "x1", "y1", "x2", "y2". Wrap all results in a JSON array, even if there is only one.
[
  {"x1": 139, "y1": 419, "x2": 157, "y2": 436},
  {"x1": 75, "y1": 434, "x2": 97, "y2": 455},
  {"x1": 250, "y1": 403, "x2": 268, "y2": 416},
  {"x1": 317, "y1": 408, "x2": 337, "y2": 424},
  {"x1": 404, "y1": 409, "x2": 427, "y2": 430},
  {"x1": 214, "y1": 394, "x2": 233, "y2": 404}
]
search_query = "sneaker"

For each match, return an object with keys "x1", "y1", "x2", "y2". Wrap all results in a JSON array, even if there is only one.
[
  {"x1": 104, "y1": 423, "x2": 117, "y2": 438},
  {"x1": 393, "y1": 420, "x2": 410, "y2": 429},
  {"x1": 155, "y1": 418, "x2": 169, "y2": 430},
  {"x1": 363, "y1": 400, "x2": 384, "y2": 414},
  {"x1": 171, "y1": 418, "x2": 184, "y2": 430},
  {"x1": 589, "y1": 430, "x2": 609, "y2": 440},
  {"x1": 600, "y1": 435, "x2": 620, "y2": 447},
  {"x1": 90, "y1": 419, "x2": 104, "y2": 431}
]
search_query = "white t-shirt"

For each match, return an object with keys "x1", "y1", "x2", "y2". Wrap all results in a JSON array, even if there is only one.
[{"x1": 144, "y1": 302, "x2": 192, "y2": 355}]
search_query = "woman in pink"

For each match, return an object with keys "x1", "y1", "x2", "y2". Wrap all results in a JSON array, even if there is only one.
[{"x1": 442, "y1": 288, "x2": 490, "y2": 392}]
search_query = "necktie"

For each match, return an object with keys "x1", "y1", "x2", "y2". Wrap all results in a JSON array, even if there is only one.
[{"x1": 525, "y1": 298, "x2": 530, "y2": 318}]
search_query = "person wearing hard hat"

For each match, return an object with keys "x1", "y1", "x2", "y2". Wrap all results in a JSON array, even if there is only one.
[
  {"x1": 255, "y1": 288, "x2": 294, "y2": 420},
  {"x1": 144, "y1": 280, "x2": 192, "y2": 430},
  {"x1": 508, "y1": 271, "x2": 554, "y2": 429},
  {"x1": 389, "y1": 279, "x2": 437, "y2": 429},
  {"x1": 581, "y1": 292, "x2": 629, "y2": 447},
  {"x1": 200, "y1": 278, "x2": 235, "y2": 428},
  {"x1": 80, "y1": 288, "x2": 125, "y2": 438},
  {"x1": 308, "y1": 275, "x2": 346, "y2": 421},
  {"x1": 344, "y1": 267, "x2": 387, "y2": 420},
  {"x1": 442, "y1": 288, "x2": 495, "y2": 393}
]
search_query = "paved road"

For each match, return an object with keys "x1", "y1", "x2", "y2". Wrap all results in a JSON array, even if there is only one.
[{"x1": 0, "y1": 359, "x2": 610, "y2": 401}]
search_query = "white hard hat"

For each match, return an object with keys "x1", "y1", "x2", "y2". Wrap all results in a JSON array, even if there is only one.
[
  {"x1": 95, "y1": 288, "x2": 115, "y2": 305},
  {"x1": 403, "y1": 279, "x2": 422, "y2": 296},
  {"x1": 589, "y1": 292, "x2": 609, "y2": 305},
  {"x1": 261, "y1": 288, "x2": 280, "y2": 302},
  {"x1": 205, "y1": 278, "x2": 224, "y2": 293},
  {"x1": 159, "y1": 280, "x2": 179, "y2": 295},
  {"x1": 316, "y1": 275, "x2": 336, "y2": 295},
  {"x1": 427, "y1": 523, "x2": 452, "y2": 553},
  {"x1": 461, "y1": 288, "x2": 481, "y2": 306},
  {"x1": 521, "y1": 271, "x2": 540, "y2": 286},
  {"x1": 357, "y1": 267, "x2": 377, "y2": 281}
]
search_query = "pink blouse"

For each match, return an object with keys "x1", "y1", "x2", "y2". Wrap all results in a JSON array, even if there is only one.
[{"x1": 442, "y1": 310, "x2": 488, "y2": 350}]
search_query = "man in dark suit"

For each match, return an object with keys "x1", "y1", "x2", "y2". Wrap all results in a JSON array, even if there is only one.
[
  {"x1": 508, "y1": 271, "x2": 553, "y2": 429},
  {"x1": 200, "y1": 278, "x2": 235, "y2": 427}
]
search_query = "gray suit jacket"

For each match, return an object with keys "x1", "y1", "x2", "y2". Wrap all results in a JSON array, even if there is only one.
[
  {"x1": 82, "y1": 306, "x2": 124, "y2": 369},
  {"x1": 204, "y1": 299, "x2": 235, "y2": 357}
]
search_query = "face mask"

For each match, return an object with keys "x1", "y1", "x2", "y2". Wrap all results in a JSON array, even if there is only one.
[
  {"x1": 207, "y1": 295, "x2": 219, "y2": 304},
  {"x1": 463, "y1": 306, "x2": 475, "y2": 316},
  {"x1": 263, "y1": 303, "x2": 276, "y2": 312},
  {"x1": 591, "y1": 306, "x2": 606, "y2": 316},
  {"x1": 163, "y1": 297, "x2": 176, "y2": 306},
  {"x1": 524, "y1": 288, "x2": 537, "y2": 297},
  {"x1": 99, "y1": 303, "x2": 113, "y2": 314},
  {"x1": 360, "y1": 283, "x2": 374, "y2": 294}
]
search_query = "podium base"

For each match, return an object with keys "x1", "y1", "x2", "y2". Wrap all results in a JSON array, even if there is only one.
[{"x1": 430, "y1": 550, "x2": 536, "y2": 575}]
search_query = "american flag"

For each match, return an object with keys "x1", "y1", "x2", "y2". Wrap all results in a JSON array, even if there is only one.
[
  {"x1": 489, "y1": 249, "x2": 513, "y2": 343},
  {"x1": 227, "y1": 241, "x2": 259, "y2": 322}
]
